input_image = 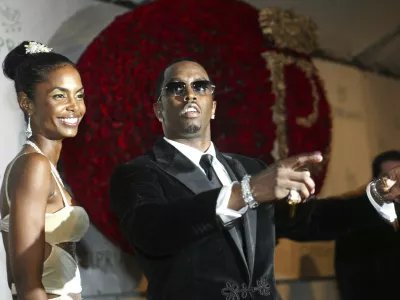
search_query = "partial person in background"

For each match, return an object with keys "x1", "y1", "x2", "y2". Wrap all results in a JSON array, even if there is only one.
[
  {"x1": 329, "y1": 150, "x2": 400, "y2": 300},
  {"x1": 0, "y1": 41, "x2": 89, "y2": 300}
]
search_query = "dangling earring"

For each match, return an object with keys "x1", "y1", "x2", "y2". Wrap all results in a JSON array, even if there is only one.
[
  {"x1": 211, "y1": 114, "x2": 215, "y2": 120},
  {"x1": 26, "y1": 115, "x2": 32, "y2": 138}
]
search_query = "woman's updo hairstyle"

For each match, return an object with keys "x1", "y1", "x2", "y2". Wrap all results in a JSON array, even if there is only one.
[{"x1": 2, "y1": 41, "x2": 75, "y2": 100}]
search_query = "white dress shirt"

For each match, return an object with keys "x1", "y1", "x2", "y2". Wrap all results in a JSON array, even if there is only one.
[{"x1": 164, "y1": 137, "x2": 247, "y2": 224}]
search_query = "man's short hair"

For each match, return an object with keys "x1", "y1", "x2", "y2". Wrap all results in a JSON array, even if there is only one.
[
  {"x1": 154, "y1": 58, "x2": 209, "y2": 102},
  {"x1": 372, "y1": 150, "x2": 400, "y2": 178}
]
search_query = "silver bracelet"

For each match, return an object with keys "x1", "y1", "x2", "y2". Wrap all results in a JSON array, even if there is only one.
[
  {"x1": 241, "y1": 175, "x2": 259, "y2": 209},
  {"x1": 367, "y1": 180, "x2": 386, "y2": 206}
]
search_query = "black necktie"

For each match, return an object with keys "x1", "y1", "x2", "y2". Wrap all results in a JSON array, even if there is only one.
[{"x1": 199, "y1": 154, "x2": 222, "y2": 188}]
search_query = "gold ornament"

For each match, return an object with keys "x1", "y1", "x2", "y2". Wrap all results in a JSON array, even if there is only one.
[{"x1": 259, "y1": 8, "x2": 318, "y2": 55}]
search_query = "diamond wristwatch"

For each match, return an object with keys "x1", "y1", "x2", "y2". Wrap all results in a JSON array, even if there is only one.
[{"x1": 241, "y1": 175, "x2": 259, "y2": 209}]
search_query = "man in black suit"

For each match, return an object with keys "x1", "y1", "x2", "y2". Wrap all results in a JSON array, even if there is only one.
[
  {"x1": 109, "y1": 59, "x2": 392, "y2": 300},
  {"x1": 332, "y1": 150, "x2": 400, "y2": 300}
]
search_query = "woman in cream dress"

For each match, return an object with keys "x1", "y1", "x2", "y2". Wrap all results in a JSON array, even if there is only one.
[{"x1": 0, "y1": 41, "x2": 89, "y2": 300}]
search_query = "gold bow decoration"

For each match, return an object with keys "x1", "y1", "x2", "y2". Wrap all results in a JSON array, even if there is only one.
[{"x1": 259, "y1": 8, "x2": 318, "y2": 55}]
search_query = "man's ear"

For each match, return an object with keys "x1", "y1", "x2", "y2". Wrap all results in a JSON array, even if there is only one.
[
  {"x1": 211, "y1": 100, "x2": 217, "y2": 119},
  {"x1": 153, "y1": 101, "x2": 163, "y2": 122}
]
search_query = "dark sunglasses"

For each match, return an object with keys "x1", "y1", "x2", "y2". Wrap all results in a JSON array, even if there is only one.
[{"x1": 158, "y1": 80, "x2": 215, "y2": 102}]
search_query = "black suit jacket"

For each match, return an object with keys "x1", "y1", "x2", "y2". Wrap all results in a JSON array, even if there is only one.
[{"x1": 110, "y1": 138, "x2": 392, "y2": 300}]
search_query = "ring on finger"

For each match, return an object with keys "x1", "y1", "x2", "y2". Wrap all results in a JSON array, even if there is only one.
[{"x1": 288, "y1": 188, "x2": 301, "y2": 204}]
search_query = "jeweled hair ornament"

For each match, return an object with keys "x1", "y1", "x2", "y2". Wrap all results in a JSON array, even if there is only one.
[{"x1": 24, "y1": 41, "x2": 53, "y2": 54}]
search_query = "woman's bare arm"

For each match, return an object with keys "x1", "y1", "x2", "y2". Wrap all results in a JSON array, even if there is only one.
[{"x1": 8, "y1": 153, "x2": 52, "y2": 300}]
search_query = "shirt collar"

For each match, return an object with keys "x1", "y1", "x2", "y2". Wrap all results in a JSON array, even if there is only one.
[{"x1": 163, "y1": 137, "x2": 216, "y2": 166}]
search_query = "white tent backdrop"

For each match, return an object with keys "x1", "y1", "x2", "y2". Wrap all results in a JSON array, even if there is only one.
[{"x1": 1, "y1": 1, "x2": 400, "y2": 300}]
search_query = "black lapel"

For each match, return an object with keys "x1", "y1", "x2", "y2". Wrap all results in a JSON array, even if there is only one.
[
  {"x1": 150, "y1": 137, "x2": 215, "y2": 194},
  {"x1": 218, "y1": 151, "x2": 258, "y2": 282}
]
